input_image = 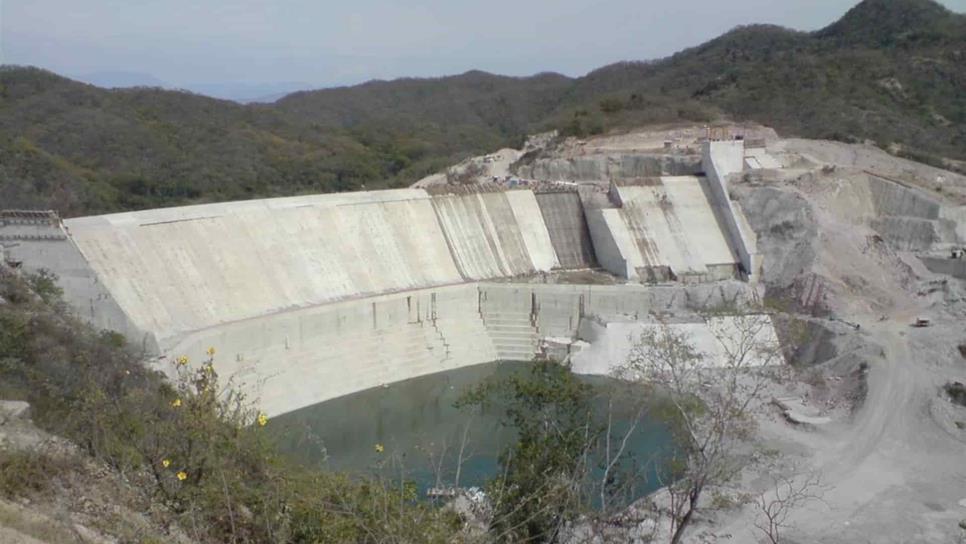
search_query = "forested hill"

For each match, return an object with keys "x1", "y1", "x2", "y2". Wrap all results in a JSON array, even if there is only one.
[{"x1": 1, "y1": 0, "x2": 963, "y2": 216}]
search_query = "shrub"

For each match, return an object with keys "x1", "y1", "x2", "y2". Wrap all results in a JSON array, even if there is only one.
[
  {"x1": 0, "y1": 270, "x2": 462, "y2": 543},
  {"x1": 0, "y1": 449, "x2": 73, "y2": 498}
]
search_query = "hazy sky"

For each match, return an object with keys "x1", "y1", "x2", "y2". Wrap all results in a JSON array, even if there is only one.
[{"x1": 3, "y1": 0, "x2": 965, "y2": 95}]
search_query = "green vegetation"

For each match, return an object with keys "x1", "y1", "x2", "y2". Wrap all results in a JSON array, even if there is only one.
[
  {"x1": 458, "y1": 361, "x2": 598, "y2": 542},
  {"x1": 0, "y1": 268, "x2": 461, "y2": 543},
  {"x1": 1, "y1": 0, "x2": 963, "y2": 216},
  {"x1": 457, "y1": 361, "x2": 664, "y2": 542}
]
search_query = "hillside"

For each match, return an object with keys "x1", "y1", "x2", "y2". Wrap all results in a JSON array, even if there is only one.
[{"x1": 1, "y1": 0, "x2": 964, "y2": 216}]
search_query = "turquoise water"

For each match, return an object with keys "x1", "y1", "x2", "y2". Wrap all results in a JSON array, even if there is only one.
[{"x1": 271, "y1": 361, "x2": 673, "y2": 504}]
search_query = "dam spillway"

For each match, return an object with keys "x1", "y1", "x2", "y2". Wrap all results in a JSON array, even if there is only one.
[{"x1": 2, "y1": 141, "x2": 770, "y2": 416}]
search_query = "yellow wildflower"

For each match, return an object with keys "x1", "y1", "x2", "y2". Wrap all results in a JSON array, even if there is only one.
[
  {"x1": 176, "y1": 471, "x2": 188, "y2": 481},
  {"x1": 161, "y1": 459, "x2": 171, "y2": 468},
  {"x1": 206, "y1": 346, "x2": 216, "y2": 357},
  {"x1": 374, "y1": 443, "x2": 384, "y2": 453},
  {"x1": 171, "y1": 398, "x2": 182, "y2": 408},
  {"x1": 176, "y1": 355, "x2": 189, "y2": 366},
  {"x1": 257, "y1": 413, "x2": 269, "y2": 427}
]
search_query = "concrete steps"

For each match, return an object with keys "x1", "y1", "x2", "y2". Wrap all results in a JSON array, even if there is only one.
[{"x1": 481, "y1": 310, "x2": 539, "y2": 361}]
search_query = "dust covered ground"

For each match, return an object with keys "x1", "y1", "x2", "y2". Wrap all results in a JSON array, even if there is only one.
[{"x1": 706, "y1": 138, "x2": 966, "y2": 543}]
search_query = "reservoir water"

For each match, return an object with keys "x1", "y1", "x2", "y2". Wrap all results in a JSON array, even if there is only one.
[{"x1": 271, "y1": 361, "x2": 673, "y2": 504}]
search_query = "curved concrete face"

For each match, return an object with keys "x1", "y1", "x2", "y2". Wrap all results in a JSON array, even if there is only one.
[
  {"x1": 169, "y1": 280, "x2": 757, "y2": 416},
  {"x1": 171, "y1": 283, "x2": 500, "y2": 417},
  {"x1": 66, "y1": 190, "x2": 462, "y2": 345}
]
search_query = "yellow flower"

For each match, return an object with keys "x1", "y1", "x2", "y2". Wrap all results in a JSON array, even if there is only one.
[
  {"x1": 257, "y1": 413, "x2": 269, "y2": 427},
  {"x1": 161, "y1": 459, "x2": 171, "y2": 468},
  {"x1": 374, "y1": 443, "x2": 384, "y2": 453},
  {"x1": 206, "y1": 346, "x2": 216, "y2": 357},
  {"x1": 171, "y1": 398, "x2": 182, "y2": 408},
  {"x1": 176, "y1": 355, "x2": 189, "y2": 366},
  {"x1": 176, "y1": 471, "x2": 188, "y2": 481}
]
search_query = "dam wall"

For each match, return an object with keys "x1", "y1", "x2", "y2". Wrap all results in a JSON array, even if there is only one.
[
  {"x1": 8, "y1": 180, "x2": 767, "y2": 416},
  {"x1": 65, "y1": 189, "x2": 463, "y2": 347},
  {"x1": 172, "y1": 280, "x2": 755, "y2": 416},
  {"x1": 170, "y1": 283, "x2": 499, "y2": 416}
]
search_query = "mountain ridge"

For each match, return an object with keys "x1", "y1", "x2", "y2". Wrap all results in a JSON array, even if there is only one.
[{"x1": 1, "y1": 0, "x2": 963, "y2": 215}]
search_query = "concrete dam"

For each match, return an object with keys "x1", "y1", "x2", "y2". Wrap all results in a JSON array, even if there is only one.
[{"x1": 1, "y1": 141, "x2": 765, "y2": 416}]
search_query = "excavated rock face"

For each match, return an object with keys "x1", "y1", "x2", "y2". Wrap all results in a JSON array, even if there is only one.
[
  {"x1": 735, "y1": 186, "x2": 818, "y2": 293},
  {"x1": 516, "y1": 154, "x2": 701, "y2": 181}
]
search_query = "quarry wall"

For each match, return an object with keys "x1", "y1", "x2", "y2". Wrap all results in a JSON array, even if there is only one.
[
  {"x1": 835, "y1": 175, "x2": 966, "y2": 250},
  {"x1": 516, "y1": 154, "x2": 701, "y2": 181}
]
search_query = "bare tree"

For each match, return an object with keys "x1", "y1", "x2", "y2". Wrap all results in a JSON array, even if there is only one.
[
  {"x1": 753, "y1": 471, "x2": 825, "y2": 544},
  {"x1": 620, "y1": 314, "x2": 782, "y2": 544}
]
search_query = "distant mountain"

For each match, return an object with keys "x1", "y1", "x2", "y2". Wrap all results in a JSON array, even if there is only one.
[
  {"x1": 1, "y1": 0, "x2": 963, "y2": 216},
  {"x1": 74, "y1": 71, "x2": 168, "y2": 89},
  {"x1": 185, "y1": 81, "x2": 313, "y2": 103}
]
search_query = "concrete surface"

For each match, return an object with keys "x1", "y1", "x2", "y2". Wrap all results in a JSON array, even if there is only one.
[
  {"x1": 432, "y1": 191, "x2": 542, "y2": 279},
  {"x1": 167, "y1": 280, "x2": 758, "y2": 416},
  {"x1": 66, "y1": 190, "x2": 462, "y2": 346},
  {"x1": 615, "y1": 177, "x2": 738, "y2": 280},
  {"x1": 534, "y1": 192, "x2": 598, "y2": 269},
  {"x1": 505, "y1": 190, "x2": 560, "y2": 272},
  {"x1": 702, "y1": 140, "x2": 762, "y2": 282}
]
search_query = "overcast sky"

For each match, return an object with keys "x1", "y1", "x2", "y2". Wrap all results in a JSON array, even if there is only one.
[{"x1": 2, "y1": 0, "x2": 965, "y2": 98}]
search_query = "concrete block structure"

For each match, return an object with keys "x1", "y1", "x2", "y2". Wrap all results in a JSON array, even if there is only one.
[{"x1": 702, "y1": 139, "x2": 762, "y2": 282}]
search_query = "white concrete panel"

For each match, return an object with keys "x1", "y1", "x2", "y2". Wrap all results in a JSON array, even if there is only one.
[
  {"x1": 618, "y1": 184, "x2": 706, "y2": 275},
  {"x1": 432, "y1": 194, "x2": 503, "y2": 279},
  {"x1": 505, "y1": 190, "x2": 560, "y2": 272},
  {"x1": 431, "y1": 192, "x2": 538, "y2": 280},
  {"x1": 661, "y1": 176, "x2": 738, "y2": 266},
  {"x1": 603, "y1": 208, "x2": 645, "y2": 276},
  {"x1": 585, "y1": 209, "x2": 630, "y2": 278},
  {"x1": 66, "y1": 193, "x2": 462, "y2": 345}
]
